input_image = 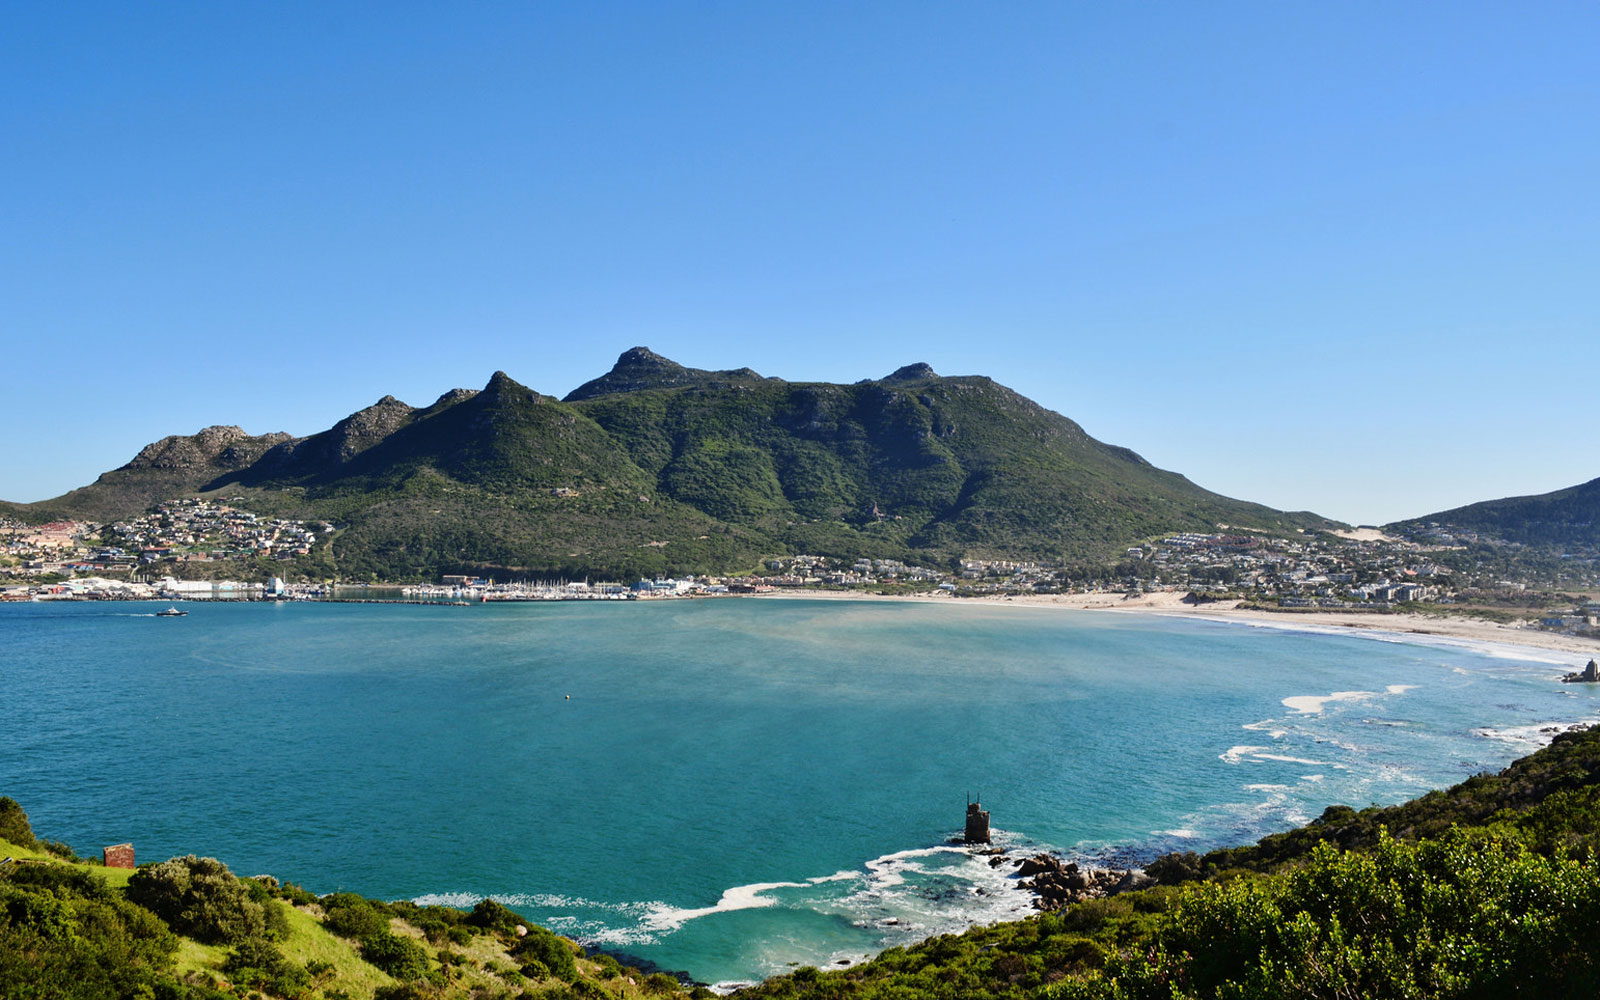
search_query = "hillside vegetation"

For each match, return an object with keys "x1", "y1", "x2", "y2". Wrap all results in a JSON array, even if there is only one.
[
  {"x1": 0, "y1": 798, "x2": 708, "y2": 1000},
  {"x1": 10, "y1": 349, "x2": 1331, "y2": 580},
  {"x1": 1390, "y1": 475, "x2": 1600, "y2": 551}
]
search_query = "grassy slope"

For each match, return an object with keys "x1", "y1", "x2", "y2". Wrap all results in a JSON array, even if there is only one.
[{"x1": 0, "y1": 832, "x2": 700, "y2": 999}]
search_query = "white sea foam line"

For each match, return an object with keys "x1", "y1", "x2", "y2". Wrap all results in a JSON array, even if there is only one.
[
  {"x1": 643, "y1": 881, "x2": 811, "y2": 932},
  {"x1": 1282, "y1": 690, "x2": 1379, "y2": 714},
  {"x1": 412, "y1": 890, "x2": 658, "y2": 917},
  {"x1": 1240, "y1": 721, "x2": 1289, "y2": 738},
  {"x1": 1256, "y1": 753, "x2": 1326, "y2": 765},
  {"x1": 808, "y1": 870, "x2": 858, "y2": 884},
  {"x1": 1220, "y1": 744, "x2": 1269, "y2": 764},
  {"x1": 1244, "y1": 783, "x2": 1289, "y2": 791},
  {"x1": 1387, "y1": 684, "x2": 1417, "y2": 694}
]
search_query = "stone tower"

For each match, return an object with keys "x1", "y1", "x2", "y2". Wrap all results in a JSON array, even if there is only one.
[{"x1": 964, "y1": 799, "x2": 991, "y2": 844}]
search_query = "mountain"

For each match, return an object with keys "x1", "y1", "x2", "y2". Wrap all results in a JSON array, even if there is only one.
[
  {"x1": 10, "y1": 350, "x2": 1336, "y2": 579},
  {"x1": 17, "y1": 425, "x2": 294, "y2": 522},
  {"x1": 1389, "y1": 476, "x2": 1600, "y2": 549}
]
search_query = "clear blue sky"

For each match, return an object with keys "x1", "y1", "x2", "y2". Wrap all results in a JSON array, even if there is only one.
[{"x1": 4, "y1": 3, "x2": 1596, "y2": 524}]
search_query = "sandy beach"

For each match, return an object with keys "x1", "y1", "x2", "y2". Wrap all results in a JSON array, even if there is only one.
[{"x1": 755, "y1": 589, "x2": 1600, "y2": 664}]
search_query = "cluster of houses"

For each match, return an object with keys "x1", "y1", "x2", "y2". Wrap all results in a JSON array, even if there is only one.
[
  {"x1": 0, "y1": 500, "x2": 329, "y2": 584},
  {"x1": 8, "y1": 499, "x2": 1592, "y2": 622},
  {"x1": 102, "y1": 499, "x2": 329, "y2": 565}
]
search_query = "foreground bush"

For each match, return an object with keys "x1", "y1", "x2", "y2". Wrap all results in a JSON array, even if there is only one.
[
  {"x1": 360, "y1": 928, "x2": 433, "y2": 981},
  {"x1": 0, "y1": 863, "x2": 181, "y2": 999},
  {"x1": 0, "y1": 796, "x2": 38, "y2": 849},
  {"x1": 1051, "y1": 829, "x2": 1600, "y2": 1000},
  {"x1": 126, "y1": 854, "x2": 287, "y2": 946}
]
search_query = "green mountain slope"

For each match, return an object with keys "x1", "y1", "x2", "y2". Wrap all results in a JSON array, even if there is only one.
[
  {"x1": 1390, "y1": 475, "x2": 1600, "y2": 549},
  {"x1": 8, "y1": 350, "x2": 1336, "y2": 578},
  {"x1": 571, "y1": 353, "x2": 1328, "y2": 562}
]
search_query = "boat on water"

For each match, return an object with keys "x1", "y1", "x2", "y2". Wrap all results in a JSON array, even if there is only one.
[{"x1": 155, "y1": 607, "x2": 187, "y2": 617}]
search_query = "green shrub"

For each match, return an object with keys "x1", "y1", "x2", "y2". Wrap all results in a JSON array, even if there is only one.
[
  {"x1": 0, "y1": 796, "x2": 37, "y2": 848},
  {"x1": 361, "y1": 928, "x2": 432, "y2": 981},
  {"x1": 274, "y1": 880, "x2": 320, "y2": 907},
  {"x1": 1144, "y1": 850, "x2": 1206, "y2": 885},
  {"x1": 224, "y1": 935, "x2": 310, "y2": 997},
  {"x1": 125, "y1": 854, "x2": 280, "y2": 945},
  {"x1": 520, "y1": 958, "x2": 551, "y2": 981},
  {"x1": 467, "y1": 897, "x2": 523, "y2": 932},
  {"x1": 514, "y1": 926, "x2": 577, "y2": 982},
  {"x1": 0, "y1": 862, "x2": 180, "y2": 999},
  {"x1": 644, "y1": 971, "x2": 681, "y2": 993},
  {"x1": 1052, "y1": 829, "x2": 1600, "y2": 1000},
  {"x1": 322, "y1": 893, "x2": 390, "y2": 940}
]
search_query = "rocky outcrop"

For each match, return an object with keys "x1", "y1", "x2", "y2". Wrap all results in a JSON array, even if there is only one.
[
  {"x1": 1562, "y1": 659, "x2": 1600, "y2": 684},
  {"x1": 122, "y1": 426, "x2": 294, "y2": 473},
  {"x1": 1009, "y1": 852, "x2": 1151, "y2": 910}
]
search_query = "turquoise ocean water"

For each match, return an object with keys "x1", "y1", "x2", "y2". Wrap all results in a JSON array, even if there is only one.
[{"x1": 2, "y1": 597, "x2": 1596, "y2": 986}]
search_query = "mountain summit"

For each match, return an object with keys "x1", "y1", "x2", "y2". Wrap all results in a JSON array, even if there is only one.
[{"x1": 564, "y1": 347, "x2": 768, "y2": 401}]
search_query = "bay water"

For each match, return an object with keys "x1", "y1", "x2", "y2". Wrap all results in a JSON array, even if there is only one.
[{"x1": 2, "y1": 597, "x2": 1596, "y2": 986}]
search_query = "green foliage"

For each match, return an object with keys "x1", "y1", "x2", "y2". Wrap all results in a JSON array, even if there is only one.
[
  {"x1": 513, "y1": 924, "x2": 578, "y2": 982},
  {"x1": 1051, "y1": 830, "x2": 1600, "y2": 1000},
  {"x1": 0, "y1": 862, "x2": 182, "y2": 999},
  {"x1": 587, "y1": 952, "x2": 623, "y2": 979},
  {"x1": 322, "y1": 891, "x2": 391, "y2": 940},
  {"x1": 359, "y1": 928, "x2": 432, "y2": 981},
  {"x1": 465, "y1": 896, "x2": 523, "y2": 933},
  {"x1": 1391, "y1": 475, "x2": 1600, "y2": 550},
  {"x1": 126, "y1": 854, "x2": 282, "y2": 945},
  {"x1": 224, "y1": 935, "x2": 311, "y2": 997},
  {"x1": 0, "y1": 796, "x2": 38, "y2": 848}
]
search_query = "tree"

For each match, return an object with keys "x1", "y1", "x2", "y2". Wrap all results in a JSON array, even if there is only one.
[{"x1": 125, "y1": 854, "x2": 278, "y2": 944}]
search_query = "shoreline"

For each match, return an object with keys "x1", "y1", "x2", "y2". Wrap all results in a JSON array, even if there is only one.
[{"x1": 751, "y1": 588, "x2": 1600, "y2": 662}]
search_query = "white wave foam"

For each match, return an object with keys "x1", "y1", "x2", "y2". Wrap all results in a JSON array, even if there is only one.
[
  {"x1": 1387, "y1": 684, "x2": 1417, "y2": 695},
  {"x1": 1255, "y1": 753, "x2": 1325, "y2": 765},
  {"x1": 1282, "y1": 690, "x2": 1378, "y2": 714},
  {"x1": 808, "y1": 870, "x2": 858, "y2": 884},
  {"x1": 1240, "y1": 721, "x2": 1289, "y2": 738},
  {"x1": 1472, "y1": 720, "x2": 1595, "y2": 750},
  {"x1": 643, "y1": 881, "x2": 809, "y2": 933},
  {"x1": 1220, "y1": 744, "x2": 1269, "y2": 764},
  {"x1": 1301, "y1": 774, "x2": 1325, "y2": 782},
  {"x1": 1244, "y1": 783, "x2": 1289, "y2": 792}
]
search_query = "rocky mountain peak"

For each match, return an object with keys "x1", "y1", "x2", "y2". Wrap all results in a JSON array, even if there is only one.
[{"x1": 884, "y1": 363, "x2": 938, "y2": 382}]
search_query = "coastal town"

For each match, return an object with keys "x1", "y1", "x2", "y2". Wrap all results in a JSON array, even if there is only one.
[{"x1": 4, "y1": 501, "x2": 1597, "y2": 643}]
